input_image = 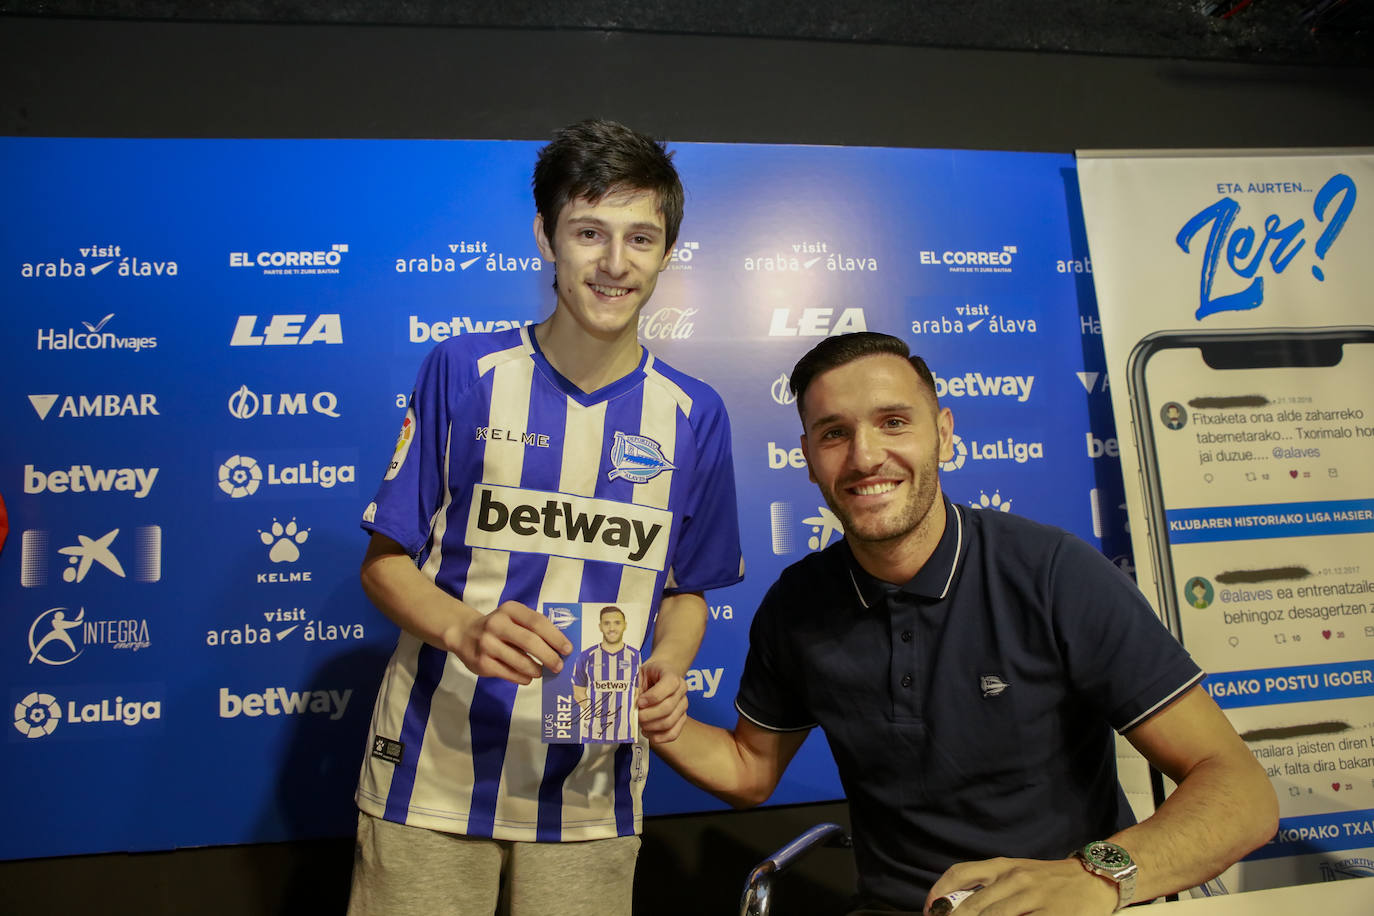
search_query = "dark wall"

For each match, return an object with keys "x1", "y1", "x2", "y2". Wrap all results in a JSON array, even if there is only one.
[{"x1": 1, "y1": 15, "x2": 1372, "y2": 916}]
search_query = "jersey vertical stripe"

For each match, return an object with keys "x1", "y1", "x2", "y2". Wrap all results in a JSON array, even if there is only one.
[
  {"x1": 465, "y1": 354, "x2": 535, "y2": 836},
  {"x1": 358, "y1": 326, "x2": 744, "y2": 842},
  {"x1": 531, "y1": 396, "x2": 605, "y2": 837},
  {"x1": 373, "y1": 422, "x2": 458, "y2": 825}
]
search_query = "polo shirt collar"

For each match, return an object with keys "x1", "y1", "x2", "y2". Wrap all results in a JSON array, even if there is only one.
[{"x1": 845, "y1": 496, "x2": 965, "y2": 608}]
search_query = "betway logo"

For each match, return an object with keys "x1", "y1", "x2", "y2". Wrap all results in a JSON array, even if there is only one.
[
  {"x1": 24, "y1": 464, "x2": 158, "y2": 498},
  {"x1": 931, "y1": 372, "x2": 1034, "y2": 402},
  {"x1": 685, "y1": 666, "x2": 724, "y2": 699},
  {"x1": 218, "y1": 686, "x2": 351, "y2": 721},
  {"x1": 409, "y1": 315, "x2": 535, "y2": 343},
  {"x1": 467, "y1": 484, "x2": 670, "y2": 570},
  {"x1": 230, "y1": 314, "x2": 342, "y2": 346},
  {"x1": 28, "y1": 393, "x2": 159, "y2": 419}
]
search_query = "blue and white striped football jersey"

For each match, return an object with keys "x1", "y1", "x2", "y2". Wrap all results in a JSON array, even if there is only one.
[
  {"x1": 571, "y1": 644, "x2": 641, "y2": 744},
  {"x1": 357, "y1": 326, "x2": 743, "y2": 841}
]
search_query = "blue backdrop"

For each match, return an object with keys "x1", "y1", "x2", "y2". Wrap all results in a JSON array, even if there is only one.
[{"x1": 0, "y1": 138, "x2": 1128, "y2": 859}]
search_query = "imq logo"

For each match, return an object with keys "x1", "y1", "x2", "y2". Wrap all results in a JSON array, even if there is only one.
[
  {"x1": 228, "y1": 385, "x2": 340, "y2": 419},
  {"x1": 770, "y1": 374, "x2": 796, "y2": 406}
]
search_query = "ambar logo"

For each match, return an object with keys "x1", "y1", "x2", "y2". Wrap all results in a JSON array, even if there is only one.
[{"x1": 28, "y1": 393, "x2": 159, "y2": 419}]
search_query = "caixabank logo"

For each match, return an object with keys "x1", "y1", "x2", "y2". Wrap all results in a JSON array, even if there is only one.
[
  {"x1": 20, "y1": 525, "x2": 162, "y2": 587},
  {"x1": 19, "y1": 244, "x2": 179, "y2": 279},
  {"x1": 215, "y1": 450, "x2": 358, "y2": 500},
  {"x1": 11, "y1": 685, "x2": 162, "y2": 740}
]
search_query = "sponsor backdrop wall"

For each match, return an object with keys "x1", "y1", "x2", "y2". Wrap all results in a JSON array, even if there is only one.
[
  {"x1": 1079, "y1": 149, "x2": 1374, "y2": 889},
  {"x1": 1, "y1": 138, "x2": 1126, "y2": 860}
]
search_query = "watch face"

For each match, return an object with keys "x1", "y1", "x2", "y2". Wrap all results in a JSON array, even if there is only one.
[{"x1": 1088, "y1": 841, "x2": 1131, "y2": 870}]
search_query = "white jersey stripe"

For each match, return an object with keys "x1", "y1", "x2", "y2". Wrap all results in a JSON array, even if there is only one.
[{"x1": 483, "y1": 357, "x2": 534, "y2": 488}]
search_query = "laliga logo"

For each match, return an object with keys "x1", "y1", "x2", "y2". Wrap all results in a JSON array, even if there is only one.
[
  {"x1": 941, "y1": 435, "x2": 968, "y2": 471},
  {"x1": 219, "y1": 455, "x2": 262, "y2": 498},
  {"x1": 13, "y1": 692, "x2": 62, "y2": 738}
]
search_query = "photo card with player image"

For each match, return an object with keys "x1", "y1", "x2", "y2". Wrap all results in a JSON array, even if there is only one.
[{"x1": 541, "y1": 602, "x2": 650, "y2": 745}]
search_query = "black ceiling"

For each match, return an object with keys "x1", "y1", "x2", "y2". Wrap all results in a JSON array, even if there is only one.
[{"x1": 1, "y1": 0, "x2": 1370, "y2": 68}]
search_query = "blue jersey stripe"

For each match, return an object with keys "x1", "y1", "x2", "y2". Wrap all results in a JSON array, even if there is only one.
[
  {"x1": 612, "y1": 743, "x2": 635, "y2": 835},
  {"x1": 465, "y1": 676, "x2": 519, "y2": 837},
  {"x1": 383, "y1": 642, "x2": 448, "y2": 821},
  {"x1": 536, "y1": 743, "x2": 585, "y2": 841}
]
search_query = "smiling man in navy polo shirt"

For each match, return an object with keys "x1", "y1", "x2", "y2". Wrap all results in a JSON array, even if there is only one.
[{"x1": 653, "y1": 332, "x2": 1276, "y2": 915}]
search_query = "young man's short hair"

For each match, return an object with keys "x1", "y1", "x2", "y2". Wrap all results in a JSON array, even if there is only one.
[
  {"x1": 599, "y1": 605, "x2": 626, "y2": 620},
  {"x1": 789, "y1": 331, "x2": 939, "y2": 418},
  {"x1": 532, "y1": 119, "x2": 684, "y2": 251}
]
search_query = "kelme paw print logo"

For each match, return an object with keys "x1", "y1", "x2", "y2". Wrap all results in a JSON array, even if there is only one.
[
  {"x1": 260, "y1": 518, "x2": 310, "y2": 563},
  {"x1": 972, "y1": 490, "x2": 1013, "y2": 512}
]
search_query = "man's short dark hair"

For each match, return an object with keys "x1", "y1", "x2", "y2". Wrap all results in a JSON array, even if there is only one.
[
  {"x1": 599, "y1": 605, "x2": 625, "y2": 620},
  {"x1": 790, "y1": 332, "x2": 939, "y2": 418},
  {"x1": 533, "y1": 119, "x2": 684, "y2": 251}
]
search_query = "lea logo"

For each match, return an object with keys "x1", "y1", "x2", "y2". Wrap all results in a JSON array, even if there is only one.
[
  {"x1": 768, "y1": 307, "x2": 867, "y2": 338},
  {"x1": 229, "y1": 314, "x2": 342, "y2": 346}
]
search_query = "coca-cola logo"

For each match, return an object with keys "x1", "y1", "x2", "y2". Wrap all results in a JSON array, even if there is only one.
[{"x1": 638, "y1": 307, "x2": 697, "y2": 341}]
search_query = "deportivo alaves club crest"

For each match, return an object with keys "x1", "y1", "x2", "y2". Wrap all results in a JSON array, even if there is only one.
[{"x1": 607, "y1": 432, "x2": 674, "y2": 483}]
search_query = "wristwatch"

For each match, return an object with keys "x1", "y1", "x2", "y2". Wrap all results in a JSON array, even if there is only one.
[{"x1": 1073, "y1": 840, "x2": 1137, "y2": 911}]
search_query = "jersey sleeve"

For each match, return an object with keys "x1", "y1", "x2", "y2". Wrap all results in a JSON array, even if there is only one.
[
  {"x1": 1049, "y1": 535, "x2": 1204, "y2": 733},
  {"x1": 734, "y1": 579, "x2": 816, "y2": 732},
  {"x1": 360, "y1": 343, "x2": 460, "y2": 557},
  {"x1": 664, "y1": 391, "x2": 744, "y2": 594}
]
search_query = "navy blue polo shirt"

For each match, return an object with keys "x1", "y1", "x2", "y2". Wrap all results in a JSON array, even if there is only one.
[{"x1": 736, "y1": 499, "x2": 1202, "y2": 910}]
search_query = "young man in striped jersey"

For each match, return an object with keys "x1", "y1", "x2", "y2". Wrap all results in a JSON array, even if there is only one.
[
  {"x1": 348, "y1": 120, "x2": 743, "y2": 916},
  {"x1": 572, "y1": 605, "x2": 643, "y2": 743}
]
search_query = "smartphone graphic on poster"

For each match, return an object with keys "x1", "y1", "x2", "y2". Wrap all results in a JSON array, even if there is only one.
[
  {"x1": 1127, "y1": 328, "x2": 1374, "y2": 886},
  {"x1": 1127, "y1": 327, "x2": 1374, "y2": 662}
]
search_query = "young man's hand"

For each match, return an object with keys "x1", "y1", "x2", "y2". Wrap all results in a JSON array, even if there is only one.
[
  {"x1": 444, "y1": 601, "x2": 573, "y2": 684},
  {"x1": 637, "y1": 660, "x2": 690, "y2": 743}
]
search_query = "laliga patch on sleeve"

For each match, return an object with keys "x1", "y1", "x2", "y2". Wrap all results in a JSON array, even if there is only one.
[
  {"x1": 541, "y1": 602, "x2": 648, "y2": 745},
  {"x1": 383, "y1": 399, "x2": 416, "y2": 481}
]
